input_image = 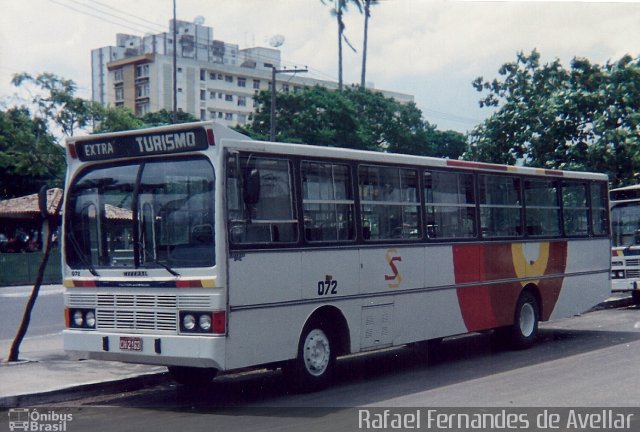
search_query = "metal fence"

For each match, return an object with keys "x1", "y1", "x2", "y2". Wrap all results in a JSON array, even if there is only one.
[{"x1": 0, "y1": 249, "x2": 62, "y2": 286}]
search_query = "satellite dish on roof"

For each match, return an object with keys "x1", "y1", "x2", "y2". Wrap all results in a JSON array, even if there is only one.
[
  {"x1": 269, "y1": 34, "x2": 285, "y2": 47},
  {"x1": 194, "y1": 16, "x2": 205, "y2": 25}
]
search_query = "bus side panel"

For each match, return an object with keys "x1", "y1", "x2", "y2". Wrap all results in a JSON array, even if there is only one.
[
  {"x1": 550, "y1": 238, "x2": 610, "y2": 319},
  {"x1": 228, "y1": 251, "x2": 302, "y2": 306}
]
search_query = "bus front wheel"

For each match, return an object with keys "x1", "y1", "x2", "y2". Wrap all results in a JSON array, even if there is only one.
[
  {"x1": 168, "y1": 366, "x2": 217, "y2": 387},
  {"x1": 284, "y1": 319, "x2": 336, "y2": 392},
  {"x1": 508, "y1": 290, "x2": 540, "y2": 350}
]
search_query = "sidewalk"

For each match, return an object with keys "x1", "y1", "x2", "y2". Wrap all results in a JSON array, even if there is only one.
[
  {"x1": 0, "y1": 332, "x2": 166, "y2": 407},
  {"x1": 0, "y1": 291, "x2": 633, "y2": 408}
]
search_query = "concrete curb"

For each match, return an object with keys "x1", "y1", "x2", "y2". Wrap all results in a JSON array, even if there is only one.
[{"x1": 0, "y1": 370, "x2": 169, "y2": 408}]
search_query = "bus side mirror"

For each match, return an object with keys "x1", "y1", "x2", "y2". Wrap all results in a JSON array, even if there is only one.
[{"x1": 243, "y1": 169, "x2": 261, "y2": 205}]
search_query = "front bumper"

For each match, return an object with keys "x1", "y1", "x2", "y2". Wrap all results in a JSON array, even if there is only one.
[{"x1": 63, "y1": 329, "x2": 226, "y2": 369}]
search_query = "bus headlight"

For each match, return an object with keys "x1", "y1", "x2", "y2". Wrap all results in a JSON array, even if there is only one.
[
  {"x1": 85, "y1": 311, "x2": 96, "y2": 328},
  {"x1": 199, "y1": 314, "x2": 212, "y2": 331},
  {"x1": 69, "y1": 308, "x2": 96, "y2": 329},
  {"x1": 73, "y1": 310, "x2": 84, "y2": 327},
  {"x1": 612, "y1": 270, "x2": 625, "y2": 279},
  {"x1": 179, "y1": 311, "x2": 224, "y2": 334},
  {"x1": 182, "y1": 314, "x2": 196, "y2": 331}
]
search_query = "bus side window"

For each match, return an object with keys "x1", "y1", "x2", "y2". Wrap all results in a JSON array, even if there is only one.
[
  {"x1": 302, "y1": 161, "x2": 355, "y2": 243},
  {"x1": 227, "y1": 155, "x2": 298, "y2": 245},
  {"x1": 591, "y1": 181, "x2": 609, "y2": 236}
]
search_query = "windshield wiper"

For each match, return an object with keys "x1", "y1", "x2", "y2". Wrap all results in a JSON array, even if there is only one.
[
  {"x1": 137, "y1": 243, "x2": 180, "y2": 276},
  {"x1": 66, "y1": 231, "x2": 100, "y2": 277}
]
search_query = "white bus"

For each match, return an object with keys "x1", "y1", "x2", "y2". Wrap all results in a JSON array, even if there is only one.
[
  {"x1": 62, "y1": 121, "x2": 611, "y2": 390},
  {"x1": 610, "y1": 184, "x2": 640, "y2": 303}
]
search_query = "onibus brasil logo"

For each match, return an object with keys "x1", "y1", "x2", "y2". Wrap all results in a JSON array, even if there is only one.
[{"x1": 7, "y1": 409, "x2": 73, "y2": 432}]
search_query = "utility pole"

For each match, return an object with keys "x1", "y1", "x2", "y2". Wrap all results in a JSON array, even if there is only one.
[
  {"x1": 172, "y1": 0, "x2": 177, "y2": 124},
  {"x1": 270, "y1": 66, "x2": 308, "y2": 142}
]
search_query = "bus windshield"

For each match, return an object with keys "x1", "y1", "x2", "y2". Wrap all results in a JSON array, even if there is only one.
[
  {"x1": 611, "y1": 202, "x2": 640, "y2": 247},
  {"x1": 65, "y1": 157, "x2": 215, "y2": 270}
]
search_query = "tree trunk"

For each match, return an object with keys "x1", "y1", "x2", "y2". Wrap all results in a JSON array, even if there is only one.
[
  {"x1": 338, "y1": 11, "x2": 344, "y2": 91},
  {"x1": 7, "y1": 199, "x2": 61, "y2": 362},
  {"x1": 361, "y1": 0, "x2": 370, "y2": 88}
]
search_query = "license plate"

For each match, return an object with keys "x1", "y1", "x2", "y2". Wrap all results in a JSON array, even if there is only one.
[{"x1": 119, "y1": 337, "x2": 143, "y2": 351}]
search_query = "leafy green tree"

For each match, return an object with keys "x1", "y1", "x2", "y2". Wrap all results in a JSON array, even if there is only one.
[
  {"x1": 11, "y1": 72, "x2": 101, "y2": 137},
  {"x1": 240, "y1": 85, "x2": 465, "y2": 158},
  {"x1": 467, "y1": 50, "x2": 640, "y2": 186},
  {"x1": 140, "y1": 109, "x2": 198, "y2": 127},
  {"x1": 93, "y1": 106, "x2": 144, "y2": 133},
  {"x1": 0, "y1": 106, "x2": 64, "y2": 198}
]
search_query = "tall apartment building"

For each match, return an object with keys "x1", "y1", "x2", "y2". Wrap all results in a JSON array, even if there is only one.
[{"x1": 91, "y1": 18, "x2": 413, "y2": 127}]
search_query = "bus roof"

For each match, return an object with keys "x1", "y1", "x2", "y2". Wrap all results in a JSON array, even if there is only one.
[{"x1": 68, "y1": 121, "x2": 608, "y2": 181}]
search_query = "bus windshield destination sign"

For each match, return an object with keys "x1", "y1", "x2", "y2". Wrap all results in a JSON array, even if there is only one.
[{"x1": 76, "y1": 127, "x2": 209, "y2": 161}]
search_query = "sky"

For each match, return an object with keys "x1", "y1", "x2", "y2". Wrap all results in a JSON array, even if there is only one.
[{"x1": 1, "y1": 0, "x2": 639, "y2": 133}]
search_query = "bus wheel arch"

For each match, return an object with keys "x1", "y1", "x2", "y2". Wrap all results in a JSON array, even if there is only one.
[{"x1": 284, "y1": 306, "x2": 350, "y2": 392}]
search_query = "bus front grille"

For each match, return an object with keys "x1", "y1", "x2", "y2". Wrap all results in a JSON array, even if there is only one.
[{"x1": 67, "y1": 293, "x2": 215, "y2": 333}]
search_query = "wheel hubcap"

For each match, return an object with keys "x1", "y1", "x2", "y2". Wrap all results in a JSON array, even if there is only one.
[
  {"x1": 519, "y1": 303, "x2": 535, "y2": 337},
  {"x1": 303, "y1": 329, "x2": 330, "y2": 377}
]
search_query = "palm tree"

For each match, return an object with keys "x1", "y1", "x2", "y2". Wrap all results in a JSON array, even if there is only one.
[
  {"x1": 322, "y1": 0, "x2": 362, "y2": 91},
  {"x1": 360, "y1": 0, "x2": 378, "y2": 88}
]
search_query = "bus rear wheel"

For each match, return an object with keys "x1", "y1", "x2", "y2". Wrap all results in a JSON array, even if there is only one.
[
  {"x1": 284, "y1": 319, "x2": 336, "y2": 392},
  {"x1": 507, "y1": 290, "x2": 540, "y2": 350},
  {"x1": 168, "y1": 366, "x2": 217, "y2": 387}
]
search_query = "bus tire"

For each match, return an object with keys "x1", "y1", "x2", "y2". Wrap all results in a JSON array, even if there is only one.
[
  {"x1": 285, "y1": 319, "x2": 336, "y2": 392},
  {"x1": 508, "y1": 290, "x2": 539, "y2": 350},
  {"x1": 168, "y1": 366, "x2": 217, "y2": 387}
]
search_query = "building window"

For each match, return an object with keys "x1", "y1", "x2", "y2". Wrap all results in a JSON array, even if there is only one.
[
  {"x1": 282, "y1": 84, "x2": 289, "y2": 92},
  {"x1": 200, "y1": 69, "x2": 206, "y2": 81},
  {"x1": 200, "y1": 109, "x2": 206, "y2": 121},
  {"x1": 253, "y1": 79, "x2": 261, "y2": 90},
  {"x1": 209, "y1": 72, "x2": 216, "y2": 80},
  {"x1": 135, "y1": 64, "x2": 149, "y2": 78},
  {"x1": 115, "y1": 85, "x2": 124, "y2": 101},
  {"x1": 217, "y1": 73, "x2": 223, "y2": 80},
  {"x1": 218, "y1": 92, "x2": 223, "y2": 99},
  {"x1": 237, "y1": 77, "x2": 246, "y2": 88},
  {"x1": 218, "y1": 112, "x2": 223, "y2": 119},
  {"x1": 225, "y1": 94, "x2": 233, "y2": 102},
  {"x1": 135, "y1": 102, "x2": 150, "y2": 116},
  {"x1": 294, "y1": 86, "x2": 302, "y2": 93},
  {"x1": 209, "y1": 91, "x2": 215, "y2": 100},
  {"x1": 225, "y1": 112, "x2": 233, "y2": 121},
  {"x1": 238, "y1": 114, "x2": 247, "y2": 124},
  {"x1": 225, "y1": 75, "x2": 233, "y2": 83},
  {"x1": 237, "y1": 96, "x2": 246, "y2": 107},
  {"x1": 210, "y1": 111, "x2": 216, "y2": 120},
  {"x1": 178, "y1": 67, "x2": 183, "y2": 73},
  {"x1": 135, "y1": 83, "x2": 149, "y2": 98},
  {"x1": 113, "y1": 69, "x2": 123, "y2": 82}
]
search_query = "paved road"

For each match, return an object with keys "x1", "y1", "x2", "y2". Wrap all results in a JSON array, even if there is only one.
[
  {"x1": 30, "y1": 305, "x2": 640, "y2": 432},
  {"x1": 0, "y1": 284, "x2": 64, "y2": 341}
]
